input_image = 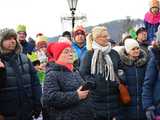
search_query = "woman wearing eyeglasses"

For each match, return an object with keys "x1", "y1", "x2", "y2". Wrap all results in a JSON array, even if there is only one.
[
  {"x1": 42, "y1": 42, "x2": 94, "y2": 120},
  {"x1": 116, "y1": 39, "x2": 148, "y2": 120}
]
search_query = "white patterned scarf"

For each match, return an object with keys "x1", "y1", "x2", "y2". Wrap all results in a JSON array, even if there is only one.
[{"x1": 91, "y1": 41, "x2": 115, "y2": 81}]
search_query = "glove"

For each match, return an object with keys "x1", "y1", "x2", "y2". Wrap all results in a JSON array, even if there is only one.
[
  {"x1": 146, "y1": 106, "x2": 156, "y2": 120},
  {"x1": 32, "y1": 105, "x2": 42, "y2": 119}
]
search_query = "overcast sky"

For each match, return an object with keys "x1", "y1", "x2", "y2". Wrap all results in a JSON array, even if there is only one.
[{"x1": 0, "y1": 0, "x2": 149, "y2": 38}]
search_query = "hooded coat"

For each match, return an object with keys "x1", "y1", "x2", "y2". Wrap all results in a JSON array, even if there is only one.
[
  {"x1": 117, "y1": 47, "x2": 148, "y2": 120},
  {"x1": 0, "y1": 28, "x2": 42, "y2": 120}
]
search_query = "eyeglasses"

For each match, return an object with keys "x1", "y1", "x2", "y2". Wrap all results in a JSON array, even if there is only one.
[
  {"x1": 75, "y1": 32, "x2": 85, "y2": 36},
  {"x1": 62, "y1": 49, "x2": 74, "y2": 54}
]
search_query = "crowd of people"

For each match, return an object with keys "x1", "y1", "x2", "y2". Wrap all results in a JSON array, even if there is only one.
[{"x1": 1, "y1": 0, "x2": 160, "y2": 120}]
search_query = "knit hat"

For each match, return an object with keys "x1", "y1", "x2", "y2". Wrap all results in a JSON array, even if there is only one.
[
  {"x1": 0, "y1": 28, "x2": 21, "y2": 54},
  {"x1": 58, "y1": 37, "x2": 72, "y2": 44},
  {"x1": 16, "y1": 24, "x2": 26, "y2": 33},
  {"x1": 36, "y1": 33, "x2": 43, "y2": 38},
  {"x1": 74, "y1": 25, "x2": 86, "y2": 36},
  {"x1": 36, "y1": 35, "x2": 48, "y2": 49},
  {"x1": 47, "y1": 42, "x2": 71, "y2": 61},
  {"x1": 150, "y1": 0, "x2": 159, "y2": 8},
  {"x1": 124, "y1": 38, "x2": 140, "y2": 53}
]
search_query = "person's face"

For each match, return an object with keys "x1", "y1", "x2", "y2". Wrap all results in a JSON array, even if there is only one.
[
  {"x1": 39, "y1": 47, "x2": 47, "y2": 54},
  {"x1": 57, "y1": 47, "x2": 73, "y2": 64},
  {"x1": 150, "y1": 7, "x2": 159, "y2": 14},
  {"x1": 137, "y1": 31, "x2": 147, "y2": 42},
  {"x1": 95, "y1": 31, "x2": 109, "y2": 47},
  {"x1": 17, "y1": 32, "x2": 26, "y2": 42},
  {"x1": 128, "y1": 47, "x2": 140, "y2": 58},
  {"x1": 2, "y1": 37, "x2": 17, "y2": 53},
  {"x1": 75, "y1": 31, "x2": 85, "y2": 45}
]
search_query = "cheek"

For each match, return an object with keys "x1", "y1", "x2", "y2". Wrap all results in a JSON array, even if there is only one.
[
  {"x1": 2, "y1": 42, "x2": 8, "y2": 47},
  {"x1": 134, "y1": 50, "x2": 140, "y2": 56}
]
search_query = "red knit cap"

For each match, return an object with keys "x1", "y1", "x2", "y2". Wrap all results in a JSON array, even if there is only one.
[
  {"x1": 47, "y1": 42, "x2": 71, "y2": 62},
  {"x1": 74, "y1": 25, "x2": 86, "y2": 37}
]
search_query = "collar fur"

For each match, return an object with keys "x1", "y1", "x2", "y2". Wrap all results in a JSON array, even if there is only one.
[{"x1": 119, "y1": 47, "x2": 148, "y2": 67}]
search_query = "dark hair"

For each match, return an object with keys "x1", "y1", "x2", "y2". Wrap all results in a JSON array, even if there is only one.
[
  {"x1": 136, "y1": 27, "x2": 147, "y2": 35},
  {"x1": 119, "y1": 35, "x2": 132, "y2": 46},
  {"x1": 32, "y1": 60, "x2": 41, "y2": 66},
  {"x1": 62, "y1": 31, "x2": 71, "y2": 37}
]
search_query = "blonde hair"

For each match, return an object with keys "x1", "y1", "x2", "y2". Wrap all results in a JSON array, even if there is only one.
[
  {"x1": 92, "y1": 26, "x2": 110, "y2": 40},
  {"x1": 86, "y1": 26, "x2": 110, "y2": 51}
]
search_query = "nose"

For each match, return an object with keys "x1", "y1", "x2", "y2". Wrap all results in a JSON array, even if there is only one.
[
  {"x1": 11, "y1": 38, "x2": 16, "y2": 42},
  {"x1": 69, "y1": 52, "x2": 73, "y2": 56}
]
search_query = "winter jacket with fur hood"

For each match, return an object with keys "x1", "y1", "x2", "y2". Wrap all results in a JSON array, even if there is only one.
[{"x1": 117, "y1": 47, "x2": 148, "y2": 120}]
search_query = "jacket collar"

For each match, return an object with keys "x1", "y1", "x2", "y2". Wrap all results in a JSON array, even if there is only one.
[{"x1": 119, "y1": 47, "x2": 148, "y2": 67}]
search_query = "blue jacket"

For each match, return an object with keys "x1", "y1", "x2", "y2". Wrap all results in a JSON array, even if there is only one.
[
  {"x1": 118, "y1": 48, "x2": 148, "y2": 120},
  {"x1": 72, "y1": 42, "x2": 86, "y2": 66},
  {"x1": 142, "y1": 48, "x2": 160, "y2": 114},
  {"x1": 42, "y1": 62, "x2": 94, "y2": 120},
  {"x1": 21, "y1": 41, "x2": 35, "y2": 54},
  {"x1": 144, "y1": 21, "x2": 159, "y2": 44}
]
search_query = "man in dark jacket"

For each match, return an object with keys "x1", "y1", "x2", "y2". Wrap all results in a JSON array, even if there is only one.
[
  {"x1": 136, "y1": 27, "x2": 149, "y2": 55},
  {"x1": 16, "y1": 24, "x2": 34, "y2": 54},
  {"x1": 72, "y1": 25, "x2": 87, "y2": 68},
  {"x1": 0, "y1": 28, "x2": 42, "y2": 120}
]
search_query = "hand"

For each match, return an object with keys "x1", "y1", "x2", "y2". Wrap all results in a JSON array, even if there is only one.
[
  {"x1": 77, "y1": 86, "x2": 89, "y2": 100},
  {"x1": 0, "y1": 60, "x2": 4, "y2": 68},
  {"x1": 32, "y1": 105, "x2": 42, "y2": 119},
  {"x1": 146, "y1": 106, "x2": 156, "y2": 120},
  {"x1": 146, "y1": 110, "x2": 155, "y2": 120}
]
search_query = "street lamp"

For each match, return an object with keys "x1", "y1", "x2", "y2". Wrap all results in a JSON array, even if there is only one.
[{"x1": 67, "y1": 0, "x2": 78, "y2": 36}]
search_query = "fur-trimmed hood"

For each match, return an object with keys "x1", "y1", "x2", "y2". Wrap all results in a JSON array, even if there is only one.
[
  {"x1": 118, "y1": 47, "x2": 148, "y2": 67},
  {"x1": 0, "y1": 28, "x2": 22, "y2": 54}
]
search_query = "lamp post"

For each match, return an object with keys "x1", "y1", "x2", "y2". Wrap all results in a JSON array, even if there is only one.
[{"x1": 67, "y1": 0, "x2": 78, "y2": 37}]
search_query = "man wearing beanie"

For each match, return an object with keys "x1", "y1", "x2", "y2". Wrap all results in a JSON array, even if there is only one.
[
  {"x1": 16, "y1": 24, "x2": 34, "y2": 54},
  {"x1": 0, "y1": 28, "x2": 42, "y2": 120},
  {"x1": 72, "y1": 25, "x2": 87, "y2": 68}
]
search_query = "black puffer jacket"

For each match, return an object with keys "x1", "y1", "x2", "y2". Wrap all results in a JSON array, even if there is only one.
[
  {"x1": 0, "y1": 53, "x2": 42, "y2": 120},
  {"x1": 42, "y1": 62, "x2": 94, "y2": 120},
  {"x1": 79, "y1": 50, "x2": 121, "y2": 119}
]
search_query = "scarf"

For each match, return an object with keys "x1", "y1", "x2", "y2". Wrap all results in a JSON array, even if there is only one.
[
  {"x1": 55, "y1": 61, "x2": 73, "y2": 72},
  {"x1": 91, "y1": 41, "x2": 115, "y2": 81},
  {"x1": 144, "y1": 11, "x2": 160, "y2": 24}
]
